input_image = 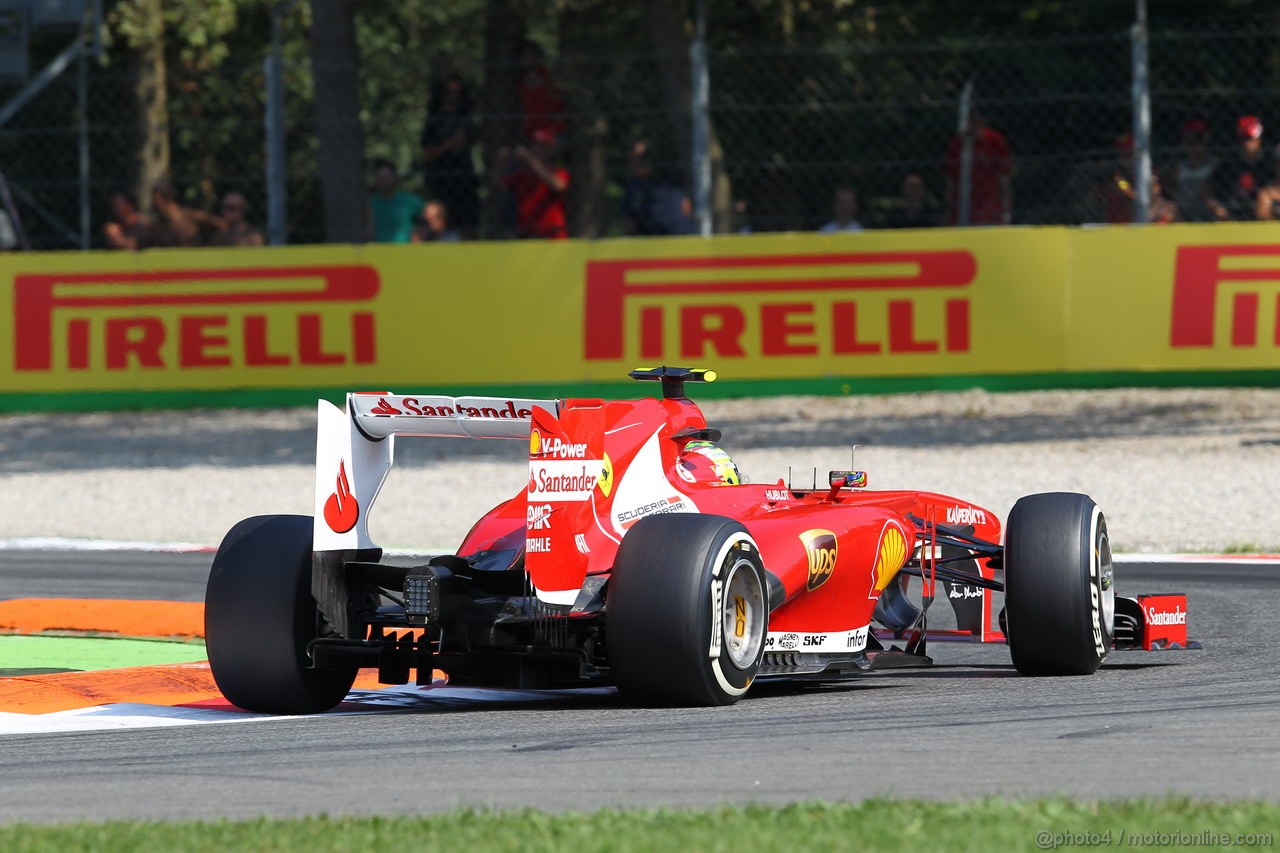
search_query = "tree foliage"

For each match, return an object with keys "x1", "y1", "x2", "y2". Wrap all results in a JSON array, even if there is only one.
[{"x1": 0, "y1": 0, "x2": 1276, "y2": 247}]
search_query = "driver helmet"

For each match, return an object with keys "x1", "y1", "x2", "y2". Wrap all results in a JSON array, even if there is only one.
[{"x1": 678, "y1": 440, "x2": 742, "y2": 486}]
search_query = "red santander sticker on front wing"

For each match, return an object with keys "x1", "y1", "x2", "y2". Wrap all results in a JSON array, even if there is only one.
[{"x1": 1138, "y1": 593, "x2": 1189, "y2": 650}]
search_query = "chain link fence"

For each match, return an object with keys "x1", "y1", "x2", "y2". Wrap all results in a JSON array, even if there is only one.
[
  {"x1": 0, "y1": 5, "x2": 1277, "y2": 250},
  {"x1": 711, "y1": 32, "x2": 1134, "y2": 232}
]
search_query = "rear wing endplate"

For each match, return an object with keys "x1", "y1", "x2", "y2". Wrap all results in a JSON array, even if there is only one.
[{"x1": 313, "y1": 392, "x2": 558, "y2": 551}]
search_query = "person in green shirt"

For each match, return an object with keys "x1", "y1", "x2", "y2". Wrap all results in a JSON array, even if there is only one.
[{"x1": 370, "y1": 159, "x2": 425, "y2": 243}]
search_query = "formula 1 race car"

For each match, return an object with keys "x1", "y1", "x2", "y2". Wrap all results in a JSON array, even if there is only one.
[{"x1": 205, "y1": 367, "x2": 1196, "y2": 714}]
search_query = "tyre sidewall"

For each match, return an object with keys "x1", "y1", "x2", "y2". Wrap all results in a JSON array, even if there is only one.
[
  {"x1": 1005, "y1": 493, "x2": 1112, "y2": 675},
  {"x1": 607, "y1": 514, "x2": 768, "y2": 705},
  {"x1": 205, "y1": 514, "x2": 356, "y2": 714}
]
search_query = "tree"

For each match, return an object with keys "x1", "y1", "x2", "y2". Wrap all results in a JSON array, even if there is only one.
[
  {"x1": 476, "y1": 0, "x2": 527, "y2": 236},
  {"x1": 557, "y1": 3, "x2": 609, "y2": 238},
  {"x1": 108, "y1": 0, "x2": 170, "y2": 210},
  {"x1": 643, "y1": 0, "x2": 732, "y2": 232},
  {"x1": 26, "y1": 0, "x2": 1280, "y2": 248},
  {"x1": 310, "y1": 0, "x2": 366, "y2": 243}
]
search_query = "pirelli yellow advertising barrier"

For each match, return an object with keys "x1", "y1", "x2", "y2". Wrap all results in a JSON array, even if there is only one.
[{"x1": 2, "y1": 223, "x2": 1278, "y2": 410}]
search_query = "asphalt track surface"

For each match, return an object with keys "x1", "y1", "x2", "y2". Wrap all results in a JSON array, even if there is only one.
[{"x1": 0, "y1": 551, "x2": 1275, "y2": 824}]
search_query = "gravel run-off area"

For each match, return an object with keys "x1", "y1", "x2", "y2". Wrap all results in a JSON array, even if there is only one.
[{"x1": 2, "y1": 387, "x2": 1278, "y2": 554}]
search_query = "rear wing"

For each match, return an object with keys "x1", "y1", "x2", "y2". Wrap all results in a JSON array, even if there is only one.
[
  {"x1": 313, "y1": 392, "x2": 558, "y2": 551},
  {"x1": 348, "y1": 393, "x2": 551, "y2": 440}
]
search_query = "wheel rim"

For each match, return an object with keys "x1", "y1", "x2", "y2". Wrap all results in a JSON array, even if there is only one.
[
  {"x1": 1098, "y1": 526, "x2": 1115, "y2": 636},
  {"x1": 720, "y1": 555, "x2": 764, "y2": 670}
]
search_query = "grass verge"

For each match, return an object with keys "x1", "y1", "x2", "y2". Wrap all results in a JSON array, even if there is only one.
[
  {"x1": 0, "y1": 635, "x2": 206, "y2": 675},
  {"x1": 0, "y1": 799, "x2": 1275, "y2": 852}
]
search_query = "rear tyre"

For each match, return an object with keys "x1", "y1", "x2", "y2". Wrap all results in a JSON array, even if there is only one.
[
  {"x1": 607, "y1": 514, "x2": 768, "y2": 706},
  {"x1": 205, "y1": 514, "x2": 357, "y2": 714},
  {"x1": 1004, "y1": 493, "x2": 1115, "y2": 675}
]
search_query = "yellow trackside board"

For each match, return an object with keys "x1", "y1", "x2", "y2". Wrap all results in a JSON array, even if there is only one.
[{"x1": 1, "y1": 223, "x2": 1277, "y2": 398}]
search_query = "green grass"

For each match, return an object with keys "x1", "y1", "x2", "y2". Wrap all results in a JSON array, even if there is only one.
[
  {"x1": 0, "y1": 799, "x2": 1274, "y2": 852},
  {"x1": 1221, "y1": 542, "x2": 1267, "y2": 555},
  {"x1": 0, "y1": 635, "x2": 206, "y2": 676}
]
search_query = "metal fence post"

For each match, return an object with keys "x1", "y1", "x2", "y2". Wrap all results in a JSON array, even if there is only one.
[
  {"x1": 690, "y1": 0, "x2": 711, "y2": 236},
  {"x1": 78, "y1": 0, "x2": 101, "y2": 250},
  {"x1": 77, "y1": 38, "x2": 88, "y2": 249},
  {"x1": 265, "y1": 0, "x2": 296, "y2": 246},
  {"x1": 957, "y1": 79, "x2": 974, "y2": 227},
  {"x1": 1131, "y1": 0, "x2": 1151, "y2": 224}
]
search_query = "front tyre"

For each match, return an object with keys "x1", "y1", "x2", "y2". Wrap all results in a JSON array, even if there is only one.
[
  {"x1": 607, "y1": 514, "x2": 768, "y2": 706},
  {"x1": 205, "y1": 514, "x2": 357, "y2": 714},
  {"x1": 1004, "y1": 493, "x2": 1115, "y2": 675}
]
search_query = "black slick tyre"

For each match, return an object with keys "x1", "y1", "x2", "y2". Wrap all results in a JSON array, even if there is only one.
[
  {"x1": 1003, "y1": 492, "x2": 1115, "y2": 676},
  {"x1": 205, "y1": 514, "x2": 357, "y2": 714},
  {"x1": 607, "y1": 514, "x2": 768, "y2": 706}
]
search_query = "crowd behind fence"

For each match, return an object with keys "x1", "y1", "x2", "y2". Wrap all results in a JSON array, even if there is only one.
[{"x1": 0, "y1": 10, "x2": 1278, "y2": 251}]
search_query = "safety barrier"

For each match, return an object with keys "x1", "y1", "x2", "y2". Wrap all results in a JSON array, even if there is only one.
[{"x1": 3, "y1": 224, "x2": 1278, "y2": 411}]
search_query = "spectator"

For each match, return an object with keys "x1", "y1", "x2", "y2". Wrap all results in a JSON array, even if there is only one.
[
  {"x1": 208, "y1": 191, "x2": 264, "y2": 247},
  {"x1": 663, "y1": 193, "x2": 698, "y2": 235},
  {"x1": 369, "y1": 159, "x2": 425, "y2": 244},
  {"x1": 944, "y1": 109, "x2": 1013, "y2": 225},
  {"x1": 1095, "y1": 134, "x2": 1177, "y2": 224},
  {"x1": 420, "y1": 73, "x2": 479, "y2": 238},
  {"x1": 1148, "y1": 172, "x2": 1178, "y2": 223},
  {"x1": 1255, "y1": 182, "x2": 1280, "y2": 221},
  {"x1": 1096, "y1": 133, "x2": 1139, "y2": 223},
  {"x1": 884, "y1": 173, "x2": 941, "y2": 229},
  {"x1": 517, "y1": 41, "x2": 566, "y2": 142},
  {"x1": 732, "y1": 198, "x2": 752, "y2": 235},
  {"x1": 1165, "y1": 119, "x2": 1217, "y2": 222},
  {"x1": 1208, "y1": 115, "x2": 1275, "y2": 221},
  {"x1": 145, "y1": 178, "x2": 221, "y2": 247},
  {"x1": 102, "y1": 190, "x2": 147, "y2": 250},
  {"x1": 621, "y1": 140, "x2": 676, "y2": 235},
  {"x1": 412, "y1": 199, "x2": 461, "y2": 243},
  {"x1": 819, "y1": 186, "x2": 864, "y2": 233},
  {"x1": 619, "y1": 139, "x2": 697, "y2": 236},
  {"x1": 495, "y1": 129, "x2": 570, "y2": 239}
]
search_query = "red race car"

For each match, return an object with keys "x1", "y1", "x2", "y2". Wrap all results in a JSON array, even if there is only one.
[{"x1": 205, "y1": 367, "x2": 1196, "y2": 714}]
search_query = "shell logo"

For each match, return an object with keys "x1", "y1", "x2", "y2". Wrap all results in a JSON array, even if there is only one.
[
  {"x1": 873, "y1": 525, "x2": 908, "y2": 593},
  {"x1": 529, "y1": 428, "x2": 541, "y2": 456}
]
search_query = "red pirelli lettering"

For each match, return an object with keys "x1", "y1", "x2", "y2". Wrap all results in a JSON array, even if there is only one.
[
  {"x1": 761, "y1": 303, "x2": 818, "y2": 356},
  {"x1": 584, "y1": 251, "x2": 977, "y2": 361},
  {"x1": 1171, "y1": 244, "x2": 1280, "y2": 348},
  {"x1": 832, "y1": 302, "x2": 880, "y2": 354},
  {"x1": 106, "y1": 317, "x2": 165, "y2": 369},
  {"x1": 887, "y1": 300, "x2": 937, "y2": 353},
  {"x1": 179, "y1": 316, "x2": 232, "y2": 368},
  {"x1": 244, "y1": 315, "x2": 290, "y2": 366},
  {"x1": 67, "y1": 318, "x2": 91, "y2": 370},
  {"x1": 945, "y1": 299, "x2": 970, "y2": 352},
  {"x1": 14, "y1": 265, "x2": 380, "y2": 372},
  {"x1": 680, "y1": 305, "x2": 746, "y2": 358}
]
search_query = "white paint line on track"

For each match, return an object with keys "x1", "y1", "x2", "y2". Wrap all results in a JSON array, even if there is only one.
[
  {"x1": 0, "y1": 538, "x2": 216, "y2": 553},
  {"x1": 0, "y1": 685, "x2": 616, "y2": 737},
  {"x1": 1114, "y1": 554, "x2": 1280, "y2": 565},
  {"x1": 0, "y1": 704, "x2": 277, "y2": 735},
  {"x1": 0, "y1": 538, "x2": 447, "y2": 556}
]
